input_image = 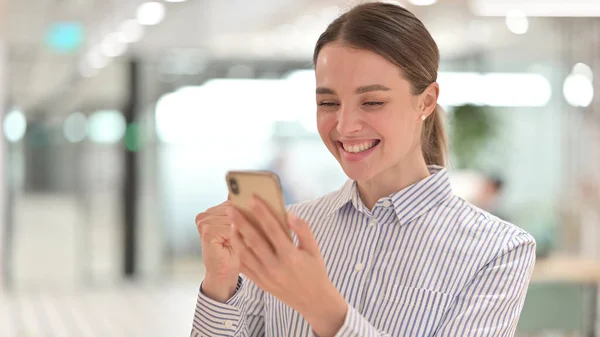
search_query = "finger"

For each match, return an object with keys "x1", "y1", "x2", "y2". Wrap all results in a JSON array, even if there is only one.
[
  {"x1": 230, "y1": 223, "x2": 247, "y2": 252},
  {"x1": 205, "y1": 200, "x2": 231, "y2": 215},
  {"x1": 196, "y1": 214, "x2": 230, "y2": 236},
  {"x1": 231, "y1": 227, "x2": 267, "y2": 286},
  {"x1": 201, "y1": 222, "x2": 233, "y2": 234},
  {"x1": 228, "y1": 207, "x2": 278, "y2": 266},
  {"x1": 249, "y1": 196, "x2": 293, "y2": 254},
  {"x1": 201, "y1": 223, "x2": 234, "y2": 246},
  {"x1": 240, "y1": 259, "x2": 267, "y2": 290},
  {"x1": 196, "y1": 200, "x2": 231, "y2": 230},
  {"x1": 195, "y1": 213, "x2": 208, "y2": 239},
  {"x1": 198, "y1": 214, "x2": 229, "y2": 226},
  {"x1": 288, "y1": 212, "x2": 320, "y2": 256},
  {"x1": 195, "y1": 212, "x2": 206, "y2": 227}
]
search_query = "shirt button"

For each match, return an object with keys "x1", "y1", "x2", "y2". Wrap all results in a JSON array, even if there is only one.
[
  {"x1": 355, "y1": 262, "x2": 364, "y2": 271},
  {"x1": 369, "y1": 219, "x2": 377, "y2": 227},
  {"x1": 224, "y1": 320, "x2": 233, "y2": 328},
  {"x1": 382, "y1": 200, "x2": 392, "y2": 208}
]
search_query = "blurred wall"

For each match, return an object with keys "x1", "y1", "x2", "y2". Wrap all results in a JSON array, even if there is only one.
[
  {"x1": 0, "y1": 44, "x2": 5, "y2": 290},
  {"x1": 0, "y1": 0, "x2": 7, "y2": 290}
]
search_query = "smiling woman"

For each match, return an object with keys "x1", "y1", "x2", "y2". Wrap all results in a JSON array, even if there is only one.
[{"x1": 191, "y1": 3, "x2": 536, "y2": 337}]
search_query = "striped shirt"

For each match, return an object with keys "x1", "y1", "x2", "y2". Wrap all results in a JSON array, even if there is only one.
[{"x1": 192, "y1": 166, "x2": 536, "y2": 337}]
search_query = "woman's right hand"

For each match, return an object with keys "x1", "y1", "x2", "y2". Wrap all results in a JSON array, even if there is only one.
[{"x1": 196, "y1": 199, "x2": 240, "y2": 302}]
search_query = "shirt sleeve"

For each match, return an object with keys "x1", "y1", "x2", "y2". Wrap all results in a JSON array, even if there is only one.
[
  {"x1": 432, "y1": 232, "x2": 537, "y2": 337},
  {"x1": 191, "y1": 275, "x2": 265, "y2": 337}
]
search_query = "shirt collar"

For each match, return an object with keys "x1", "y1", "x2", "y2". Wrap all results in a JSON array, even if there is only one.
[
  {"x1": 389, "y1": 165, "x2": 453, "y2": 225},
  {"x1": 328, "y1": 165, "x2": 454, "y2": 225},
  {"x1": 324, "y1": 179, "x2": 355, "y2": 217}
]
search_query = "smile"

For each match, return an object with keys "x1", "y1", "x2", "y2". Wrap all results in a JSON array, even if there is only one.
[{"x1": 340, "y1": 140, "x2": 380, "y2": 153}]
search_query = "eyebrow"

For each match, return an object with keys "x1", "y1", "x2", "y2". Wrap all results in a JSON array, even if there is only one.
[{"x1": 316, "y1": 84, "x2": 391, "y2": 95}]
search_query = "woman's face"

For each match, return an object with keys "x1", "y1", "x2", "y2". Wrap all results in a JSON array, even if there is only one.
[{"x1": 315, "y1": 42, "x2": 437, "y2": 182}]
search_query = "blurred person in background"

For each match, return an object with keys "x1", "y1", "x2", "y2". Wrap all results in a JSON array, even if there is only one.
[
  {"x1": 192, "y1": 3, "x2": 536, "y2": 337},
  {"x1": 475, "y1": 174, "x2": 508, "y2": 220}
]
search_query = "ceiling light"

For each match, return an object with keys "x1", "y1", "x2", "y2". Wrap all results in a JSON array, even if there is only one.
[
  {"x1": 63, "y1": 112, "x2": 87, "y2": 143},
  {"x1": 3, "y1": 108, "x2": 27, "y2": 143},
  {"x1": 505, "y1": 10, "x2": 528, "y2": 34},
  {"x1": 101, "y1": 32, "x2": 127, "y2": 57},
  {"x1": 572, "y1": 63, "x2": 594, "y2": 82},
  {"x1": 88, "y1": 110, "x2": 127, "y2": 143},
  {"x1": 136, "y1": 2, "x2": 165, "y2": 26},
  {"x1": 471, "y1": 0, "x2": 600, "y2": 17},
  {"x1": 564, "y1": 74, "x2": 594, "y2": 108},
  {"x1": 87, "y1": 47, "x2": 108, "y2": 69},
  {"x1": 118, "y1": 19, "x2": 144, "y2": 43}
]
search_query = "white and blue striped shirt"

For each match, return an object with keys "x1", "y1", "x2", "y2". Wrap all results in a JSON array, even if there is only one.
[{"x1": 192, "y1": 166, "x2": 536, "y2": 337}]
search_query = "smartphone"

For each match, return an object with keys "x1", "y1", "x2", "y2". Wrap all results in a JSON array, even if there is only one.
[{"x1": 225, "y1": 170, "x2": 290, "y2": 240}]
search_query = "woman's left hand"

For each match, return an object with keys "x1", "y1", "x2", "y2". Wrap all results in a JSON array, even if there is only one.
[{"x1": 226, "y1": 196, "x2": 347, "y2": 337}]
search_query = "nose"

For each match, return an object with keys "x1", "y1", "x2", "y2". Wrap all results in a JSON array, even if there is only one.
[{"x1": 336, "y1": 105, "x2": 362, "y2": 136}]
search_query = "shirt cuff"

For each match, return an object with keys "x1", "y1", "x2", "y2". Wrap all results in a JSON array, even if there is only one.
[
  {"x1": 192, "y1": 277, "x2": 244, "y2": 336},
  {"x1": 334, "y1": 304, "x2": 381, "y2": 337}
]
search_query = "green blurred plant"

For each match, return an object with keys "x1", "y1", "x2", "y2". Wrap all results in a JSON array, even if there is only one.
[{"x1": 448, "y1": 104, "x2": 497, "y2": 170}]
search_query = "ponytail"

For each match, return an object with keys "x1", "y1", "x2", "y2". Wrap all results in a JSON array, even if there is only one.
[{"x1": 421, "y1": 104, "x2": 448, "y2": 167}]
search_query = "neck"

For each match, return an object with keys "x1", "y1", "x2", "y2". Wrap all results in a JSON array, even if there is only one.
[{"x1": 357, "y1": 153, "x2": 431, "y2": 210}]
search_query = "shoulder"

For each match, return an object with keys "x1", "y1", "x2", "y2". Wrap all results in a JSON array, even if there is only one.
[{"x1": 443, "y1": 195, "x2": 536, "y2": 256}]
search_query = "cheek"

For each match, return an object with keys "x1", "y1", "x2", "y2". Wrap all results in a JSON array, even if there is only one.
[
  {"x1": 379, "y1": 111, "x2": 420, "y2": 148},
  {"x1": 316, "y1": 112, "x2": 336, "y2": 137}
]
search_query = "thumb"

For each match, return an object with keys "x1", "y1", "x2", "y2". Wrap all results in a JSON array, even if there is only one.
[{"x1": 288, "y1": 212, "x2": 319, "y2": 256}]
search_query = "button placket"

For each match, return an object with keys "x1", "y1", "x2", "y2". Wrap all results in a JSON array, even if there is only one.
[{"x1": 354, "y1": 214, "x2": 384, "y2": 312}]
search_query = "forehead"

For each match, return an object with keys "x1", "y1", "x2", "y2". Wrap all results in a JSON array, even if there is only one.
[{"x1": 315, "y1": 42, "x2": 403, "y2": 87}]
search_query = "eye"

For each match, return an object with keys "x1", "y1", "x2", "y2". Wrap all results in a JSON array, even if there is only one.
[
  {"x1": 363, "y1": 101, "x2": 384, "y2": 106},
  {"x1": 318, "y1": 101, "x2": 339, "y2": 107},
  {"x1": 362, "y1": 101, "x2": 385, "y2": 110}
]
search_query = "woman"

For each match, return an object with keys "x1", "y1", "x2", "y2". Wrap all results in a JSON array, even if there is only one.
[{"x1": 192, "y1": 3, "x2": 536, "y2": 337}]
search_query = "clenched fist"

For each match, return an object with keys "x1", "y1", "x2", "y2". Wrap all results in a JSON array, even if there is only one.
[{"x1": 196, "y1": 200, "x2": 240, "y2": 302}]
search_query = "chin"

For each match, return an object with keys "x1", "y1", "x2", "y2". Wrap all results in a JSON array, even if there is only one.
[{"x1": 338, "y1": 161, "x2": 380, "y2": 182}]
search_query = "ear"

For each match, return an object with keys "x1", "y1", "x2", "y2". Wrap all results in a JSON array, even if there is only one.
[{"x1": 419, "y1": 82, "x2": 439, "y2": 117}]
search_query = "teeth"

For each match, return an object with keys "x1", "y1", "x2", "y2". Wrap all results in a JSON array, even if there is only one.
[{"x1": 343, "y1": 141, "x2": 377, "y2": 153}]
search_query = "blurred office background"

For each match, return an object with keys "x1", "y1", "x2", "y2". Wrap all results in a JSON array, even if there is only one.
[{"x1": 0, "y1": 0, "x2": 599, "y2": 336}]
